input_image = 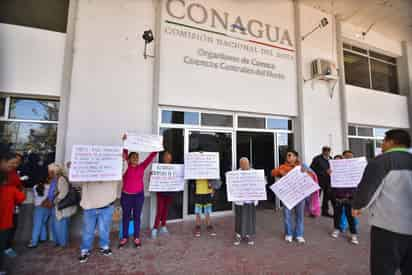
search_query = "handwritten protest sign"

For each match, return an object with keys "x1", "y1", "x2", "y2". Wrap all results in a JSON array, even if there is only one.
[
  {"x1": 69, "y1": 145, "x2": 123, "y2": 182},
  {"x1": 149, "y1": 164, "x2": 185, "y2": 192},
  {"x1": 123, "y1": 133, "x2": 164, "y2": 152},
  {"x1": 329, "y1": 157, "x2": 367, "y2": 188},
  {"x1": 226, "y1": 170, "x2": 267, "y2": 202},
  {"x1": 184, "y1": 152, "x2": 220, "y2": 179},
  {"x1": 270, "y1": 166, "x2": 319, "y2": 210}
]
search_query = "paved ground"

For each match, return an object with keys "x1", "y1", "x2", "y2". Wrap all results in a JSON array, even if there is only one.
[{"x1": 5, "y1": 209, "x2": 371, "y2": 275}]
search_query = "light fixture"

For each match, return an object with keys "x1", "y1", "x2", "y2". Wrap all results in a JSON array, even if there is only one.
[
  {"x1": 142, "y1": 30, "x2": 155, "y2": 59},
  {"x1": 302, "y1": 17, "x2": 329, "y2": 41}
]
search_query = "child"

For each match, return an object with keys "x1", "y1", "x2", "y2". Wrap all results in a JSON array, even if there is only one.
[
  {"x1": 233, "y1": 157, "x2": 257, "y2": 246},
  {"x1": 27, "y1": 172, "x2": 51, "y2": 248},
  {"x1": 152, "y1": 151, "x2": 174, "y2": 239},
  {"x1": 193, "y1": 177, "x2": 217, "y2": 238},
  {"x1": 330, "y1": 150, "x2": 359, "y2": 245},
  {"x1": 272, "y1": 150, "x2": 315, "y2": 244},
  {"x1": 0, "y1": 171, "x2": 26, "y2": 273},
  {"x1": 119, "y1": 134, "x2": 157, "y2": 248}
]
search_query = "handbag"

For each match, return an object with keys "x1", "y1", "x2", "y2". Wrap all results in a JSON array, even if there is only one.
[
  {"x1": 41, "y1": 198, "x2": 53, "y2": 209},
  {"x1": 209, "y1": 179, "x2": 222, "y2": 190},
  {"x1": 57, "y1": 183, "x2": 81, "y2": 210}
]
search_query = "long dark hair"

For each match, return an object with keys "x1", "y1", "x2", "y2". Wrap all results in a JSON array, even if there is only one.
[{"x1": 35, "y1": 167, "x2": 49, "y2": 197}]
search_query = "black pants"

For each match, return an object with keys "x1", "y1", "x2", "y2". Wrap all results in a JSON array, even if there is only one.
[
  {"x1": 0, "y1": 229, "x2": 10, "y2": 270},
  {"x1": 320, "y1": 185, "x2": 335, "y2": 215},
  {"x1": 370, "y1": 226, "x2": 412, "y2": 275},
  {"x1": 333, "y1": 199, "x2": 357, "y2": 234},
  {"x1": 5, "y1": 214, "x2": 18, "y2": 249}
]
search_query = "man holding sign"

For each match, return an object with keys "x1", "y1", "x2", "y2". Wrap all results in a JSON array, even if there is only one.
[{"x1": 272, "y1": 150, "x2": 319, "y2": 244}]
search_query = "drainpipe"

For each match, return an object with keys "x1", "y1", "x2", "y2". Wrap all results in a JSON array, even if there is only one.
[
  {"x1": 335, "y1": 18, "x2": 349, "y2": 150},
  {"x1": 402, "y1": 41, "x2": 412, "y2": 133},
  {"x1": 55, "y1": 0, "x2": 79, "y2": 164},
  {"x1": 293, "y1": 0, "x2": 305, "y2": 161}
]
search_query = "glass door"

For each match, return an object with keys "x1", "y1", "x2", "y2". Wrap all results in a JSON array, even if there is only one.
[{"x1": 186, "y1": 130, "x2": 233, "y2": 216}]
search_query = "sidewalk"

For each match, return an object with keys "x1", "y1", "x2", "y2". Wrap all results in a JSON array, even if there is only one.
[{"x1": 5, "y1": 209, "x2": 370, "y2": 275}]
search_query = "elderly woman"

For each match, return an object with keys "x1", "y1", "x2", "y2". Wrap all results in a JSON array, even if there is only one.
[
  {"x1": 233, "y1": 157, "x2": 258, "y2": 246},
  {"x1": 48, "y1": 163, "x2": 77, "y2": 248}
]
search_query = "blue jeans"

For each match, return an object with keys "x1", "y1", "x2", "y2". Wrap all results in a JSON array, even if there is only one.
[
  {"x1": 283, "y1": 200, "x2": 305, "y2": 237},
  {"x1": 80, "y1": 205, "x2": 114, "y2": 254},
  {"x1": 31, "y1": 206, "x2": 51, "y2": 246},
  {"x1": 51, "y1": 209, "x2": 69, "y2": 247}
]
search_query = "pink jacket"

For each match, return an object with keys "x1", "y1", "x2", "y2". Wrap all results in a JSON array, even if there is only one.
[{"x1": 122, "y1": 151, "x2": 157, "y2": 194}]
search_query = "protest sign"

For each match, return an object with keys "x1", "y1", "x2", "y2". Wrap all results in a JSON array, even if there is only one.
[
  {"x1": 226, "y1": 170, "x2": 267, "y2": 202},
  {"x1": 330, "y1": 157, "x2": 367, "y2": 188},
  {"x1": 69, "y1": 145, "x2": 123, "y2": 182},
  {"x1": 149, "y1": 164, "x2": 185, "y2": 192},
  {"x1": 124, "y1": 133, "x2": 164, "y2": 152},
  {"x1": 270, "y1": 166, "x2": 319, "y2": 210},
  {"x1": 184, "y1": 152, "x2": 220, "y2": 179}
]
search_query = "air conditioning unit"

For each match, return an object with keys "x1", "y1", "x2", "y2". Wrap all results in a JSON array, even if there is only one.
[{"x1": 311, "y1": 59, "x2": 338, "y2": 80}]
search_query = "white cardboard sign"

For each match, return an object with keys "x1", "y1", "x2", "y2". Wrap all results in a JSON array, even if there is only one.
[
  {"x1": 270, "y1": 166, "x2": 319, "y2": 210},
  {"x1": 123, "y1": 133, "x2": 164, "y2": 152},
  {"x1": 149, "y1": 164, "x2": 185, "y2": 192},
  {"x1": 329, "y1": 157, "x2": 367, "y2": 188},
  {"x1": 226, "y1": 170, "x2": 267, "y2": 202},
  {"x1": 69, "y1": 145, "x2": 123, "y2": 182},
  {"x1": 184, "y1": 152, "x2": 220, "y2": 180}
]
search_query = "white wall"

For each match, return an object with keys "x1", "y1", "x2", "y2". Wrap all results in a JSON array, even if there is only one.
[
  {"x1": 300, "y1": 4, "x2": 344, "y2": 161},
  {"x1": 346, "y1": 85, "x2": 410, "y2": 128},
  {"x1": 158, "y1": 0, "x2": 297, "y2": 117},
  {"x1": 64, "y1": 0, "x2": 156, "y2": 160},
  {"x1": 0, "y1": 23, "x2": 65, "y2": 97}
]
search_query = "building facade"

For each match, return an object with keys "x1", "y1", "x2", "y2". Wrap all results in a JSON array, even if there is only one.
[{"x1": 0, "y1": 0, "x2": 411, "y2": 237}]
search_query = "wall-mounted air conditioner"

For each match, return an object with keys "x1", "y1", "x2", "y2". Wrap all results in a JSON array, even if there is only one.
[{"x1": 311, "y1": 59, "x2": 338, "y2": 80}]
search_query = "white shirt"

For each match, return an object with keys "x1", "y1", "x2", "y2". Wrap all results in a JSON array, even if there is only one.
[{"x1": 33, "y1": 184, "x2": 50, "y2": 207}]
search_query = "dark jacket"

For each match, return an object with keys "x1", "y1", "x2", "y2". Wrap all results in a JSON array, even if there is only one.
[
  {"x1": 310, "y1": 154, "x2": 331, "y2": 188},
  {"x1": 353, "y1": 149, "x2": 412, "y2": 235}
]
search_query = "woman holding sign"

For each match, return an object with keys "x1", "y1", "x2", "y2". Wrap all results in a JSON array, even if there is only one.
[
  {"x1": 272, "y1": 150, "x2": 316, "y2": 244},
  {"x1": 120, "y1": 134, "x2": 157, "y2": 248}
]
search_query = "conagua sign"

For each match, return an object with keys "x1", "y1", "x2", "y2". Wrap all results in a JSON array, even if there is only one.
[{"x1": 165, "y1": 0, "x2": 294, "y2": 48}]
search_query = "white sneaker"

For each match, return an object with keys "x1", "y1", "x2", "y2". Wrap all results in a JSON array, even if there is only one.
[
  {"x1": 331, "y1": 230, "x2": 340, "y2": 239},
  {"x1": 296, "y1": 237, "x2": 305, "y2": 244},
  {"x1": 233, "y1": 234, "x2": 241, "y2": 246},
  {"x1": 285, "y1": 235, "x2": 293, "y2": 243},
  {"x1": 350, "y1": 235, "x2": 359, "y2": 245}
]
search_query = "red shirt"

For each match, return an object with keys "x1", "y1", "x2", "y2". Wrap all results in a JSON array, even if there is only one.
[
  {"x1": 7, "y1": 170, "x2": 22, "y2": 189},
  {"x1": 0, "y1": 184, "x2": 26, "y2": 230}
]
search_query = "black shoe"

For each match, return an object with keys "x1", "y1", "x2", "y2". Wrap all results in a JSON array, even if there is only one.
[
  {"x1": 99, "y1": 248, "x2": 112, "y2": 256},
  {"x1": 79, "y1": 252, "x2": 90, "y2": 263},
  {"x1": 322, "y1": 212, "x2": 333, "y2": 218},
  {"x1": 26, "y1": 242, "x2": 38, "y2": 249}
]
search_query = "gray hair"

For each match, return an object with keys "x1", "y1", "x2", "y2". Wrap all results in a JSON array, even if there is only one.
[{"x1": 239, "y1": 157, "x2": 249, "y2": 163}]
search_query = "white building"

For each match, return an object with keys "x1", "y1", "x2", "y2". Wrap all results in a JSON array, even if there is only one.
[{"x1": 1, "y1": 0, "x2": 411, "y2": 237}]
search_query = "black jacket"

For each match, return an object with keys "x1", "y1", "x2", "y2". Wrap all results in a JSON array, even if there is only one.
[{"x1": 310, "y1": 154, "x2": 331, "y2": 188}]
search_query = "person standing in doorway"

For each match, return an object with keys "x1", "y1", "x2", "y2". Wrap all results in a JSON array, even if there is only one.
[
  {"x1": 352, "y1": 129, "x2": 412, "y2": 275},
  {"x1": 233, "y1": 157, "x2": 257, "y2": 246},
  {"x1": 119, "y1": 134, "x2": 157, "y2": 248},
  {"x1": 310, "y1": 146, "x2": 335, "y2": 217},
  {"x1": 152, "y1": 151, "x2": 175, "y2": 239}
]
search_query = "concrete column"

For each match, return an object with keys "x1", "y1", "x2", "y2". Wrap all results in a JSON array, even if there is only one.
[
  {"x1": 401, "y1": 41, "x2": 412, "y2": 132},
  {"x1": 335, "y1": 18, "x2": 349, "y2": 149},
  {"x1": 293, "y1": 0, "x2": 305, "y2": 160},
  {"x1": 55, "y1": 0, "x2": 79, "y2": 164}
]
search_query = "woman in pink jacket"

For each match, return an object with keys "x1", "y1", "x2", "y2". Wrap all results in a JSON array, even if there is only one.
[{"x1": 119, "y1": 134, "x2": 157, "y2": 248}]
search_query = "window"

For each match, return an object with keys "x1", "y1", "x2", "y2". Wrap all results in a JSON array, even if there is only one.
[
  {"x1": 161, "y1": 110, "x2": 199, "y2": 125},
  {"x1": 0, "y1": 97, "x2": 6, "y2": 117},
  {"x1": 238, "y1": 116, "x2": 265, "y2": 129},
  {"x1": 9, "y1": 98, "x2": 59, "y2": 121},
  {"x1": 348, "y1": 125, "x2": 390, "y2": 159},
  {"x1": 343, "y1": 43, "x2": 399, "y2": 94},
  {"x1": 0, "y1": 96, "x2": 59, "y2": 162},
  {"x1": 344, "y1": 51, "x2": 370, "y2": 89},
  {"x1": 357, "y1": 127, "x2": 373, "y2": 137},
  {"x1": 267, "y1": 118, "x2": 292, "y2": 130},
  {"x1": 201, "y1": 113, "x2": 233, "y2": 127}
]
